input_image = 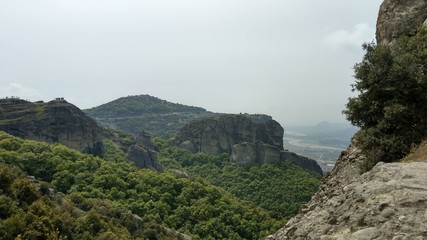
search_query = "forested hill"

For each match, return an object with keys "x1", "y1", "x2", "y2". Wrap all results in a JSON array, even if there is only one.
[
  {"x1": 0, "y1": 131, "x2": 285, "y2": 239},
  {"x1": 84, "y1": 94, "x2": 273, "y2": 139},
  {"x1": 85, "y1": 95, "x2": 208, "y2": 118},
  {"x1": 84, "y1": 95, "x2": 216, "y2": 138}
]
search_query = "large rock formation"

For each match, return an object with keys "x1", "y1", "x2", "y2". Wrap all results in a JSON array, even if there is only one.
[
  {"x1": 280, "y1": 151, "x2": 324, "y2": 176},
  {"x1": 267, "y1": 142, "x2": 427, "y2": 239},
  {"x1": 175, "y1": 114, "x2": 284, "y2": 154},
  {"x1": 126, "y1": 131, "x2": 163, "y2": 172},
  {"x1": 376, "y1": 0, "x2": 427, "y2": 44},
  {"x1": 176, "y1": 114, "x2": 323, "y2": 175},
  {"x1": 0, "y1": 98, "x2": 104, "y2": 156},
  {"x1": 230, "y1": 141, "x2": 281, "y2": 165},
  {"x1": 268, "y1": 1, "x2": 427, "y2": 238}
]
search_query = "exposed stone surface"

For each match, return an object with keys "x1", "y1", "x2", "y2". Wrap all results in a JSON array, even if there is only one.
[
  {"x1": 231, "y1": 141, "x2": 281, "y2": 165},
  {"x1": 125, "y1": 131, "x2": 163, "y2": 172},
  {"x1": 280, "y1": 151, "x2": 324, "y2": 176},
  {"x1": 376, "y1": 0, "x2": 427, "y2": 44},
  {"x1": 175, "y1": 114, "x2": 284, "y2": 154},
  {"x1": 176, "y1": 114, "x2": 323, "y2": 174},
  {"x1": 267, "y1": 140, "x2": 427, "y2": 239},
  {"x1": 0, "y1": 98, "x2": 104, "y2": 156}
]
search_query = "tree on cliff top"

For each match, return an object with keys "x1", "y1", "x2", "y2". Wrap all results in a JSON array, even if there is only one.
[{"x1": 344, "y1": 27, "x2": 427, "y2": 171}]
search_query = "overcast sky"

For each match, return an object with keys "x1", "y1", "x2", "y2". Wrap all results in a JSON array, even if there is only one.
[{"x1": 0, "y1": 0, "x2": 383, "y2": 125}]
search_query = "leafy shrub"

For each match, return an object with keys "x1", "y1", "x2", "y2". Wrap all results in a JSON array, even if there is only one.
[{"x1": 344, "y1": 27, "x2": 427, "y2": 171}]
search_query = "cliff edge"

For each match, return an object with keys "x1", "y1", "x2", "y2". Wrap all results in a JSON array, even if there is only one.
[
  {"x1": 268, "y1": 0, "x2": 427, "y2": 238},
  {"x1": 0, "y1": 98, "x2": 104, "y2": 156}
]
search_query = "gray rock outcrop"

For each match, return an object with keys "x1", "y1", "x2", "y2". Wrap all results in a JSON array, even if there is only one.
[
  {"x1": 267, "y1": 156, "x2": 427, "y2": 239},
  {"x1": 126, "y1": 131, "x2": 163, "y2": 172},
  {"x1": 280, "y1": 151, "x2": 324, "y2": 176},
  {"x1": 0, "y1": 98, "x2": 104, "y2": 156},
  {"x1": 376, "y1": 0, "x2": 427, "y2": 44},
  {"x1": 175, "y1": 114, "x2": 284, "y2": 154},
  {"x1": 231, "y1": 141, "x2": 281, "y2": 165}
]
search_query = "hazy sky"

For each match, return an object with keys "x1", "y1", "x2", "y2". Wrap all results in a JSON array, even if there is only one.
[{"x1": 0, "y1": 0, "x2": 383, "y2": 125}]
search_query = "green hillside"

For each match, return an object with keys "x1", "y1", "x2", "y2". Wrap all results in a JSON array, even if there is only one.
[
  {"x1": 155, "y1": 139, "x2": 321, "y2": 219},
  {"x1": 0, "y1": 131, "x2": 284, "y2": 239},
  {"x1": 84, "y1": 95, "x2": 216, "y2": 138}
]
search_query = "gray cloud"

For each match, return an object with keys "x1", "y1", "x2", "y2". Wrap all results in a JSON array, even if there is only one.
[{"x1": 0, "y1": 0, "x2": 383, "y2": 125}]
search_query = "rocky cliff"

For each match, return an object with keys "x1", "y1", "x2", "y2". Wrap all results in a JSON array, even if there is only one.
[
  {"x1": 126, "y1": 131, "x2": 163, "y2": 172},
  {"x1": 0, "y1": 98, "x2": 104, "y2": 156},
  {"x1": 268, "y1": 1, "x2": 427, "y2": 238},
  {"x1": 0, "y1": 98, "x2": 163, "y2": 171},
  {"x1": 376, "y1": 0, "x2": 427, "y2": 44},
  {"x1": 175, "y1": 114, "x2": 284, "y2": 154},
  {"x1": 267, "y1": 144, "x2": 427, "y2": 239},
  {"x1": 175, "y1": 114, "x2": 323, "y2": 175}
]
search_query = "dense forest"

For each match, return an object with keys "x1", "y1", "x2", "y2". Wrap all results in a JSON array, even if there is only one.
[
  {"x1": 0, "y1": 131, "x2": 286, "y2": 239},
  {"x1": 155, "y1": 139, "x2": 321, "y2": 219}
]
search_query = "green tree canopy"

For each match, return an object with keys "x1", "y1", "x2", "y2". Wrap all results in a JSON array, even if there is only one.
[{"x1": 344, "y1": 27, "x2": 427, "y2": 171}]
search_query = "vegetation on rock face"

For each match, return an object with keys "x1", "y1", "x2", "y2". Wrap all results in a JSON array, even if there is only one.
[
  {"x1": 0, "y1": 131, "x2": 284, "y2": 239},
  {"x1": 84, "y1": 95, "x2": 215, "y2": 138},
  {"x1": 155, "y1": 138, "x2": 321, "y2": 219},
  {"x1": 85, "y1": 95, "x2": 274, "y2": 139},
  {"x1": 344, "y1": 28, "x2": 427, "y2": 171}
]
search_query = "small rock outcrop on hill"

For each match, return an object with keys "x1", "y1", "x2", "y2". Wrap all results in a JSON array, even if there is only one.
[
  {"x1": 126, "y1": 131, "x2": 163, "y2": 172},
  {"x1": 175, "y1": 114, "x2": 284, "y2": 154},
  {"x1": 0, "y1": 98, "x2": 104, "y2": 156},
  {"x1": 376, "y1": 0, "x2": 427, "y2": 44}
]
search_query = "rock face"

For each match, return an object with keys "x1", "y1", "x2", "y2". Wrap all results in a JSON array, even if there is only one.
[
  {"x1": 125, "y1": 131, "x2": 163, "y2": 172},
  {"x1": 376, "y1": 0, "x2": 427, "y2": 44},
  {"x1": 267, "y1": 153, "x2": 427, "y2": 239},
  {"x1": 176, "y1": 114, "x2": 323, "y2": 175},
  {"x1": 231, "y1": 141, "x2": 281, "y2": 165},
  {"x1": 0, "y1": 98, "x2": 104, "y2": 156},
  {"x1": 175, "y1": 114, "x2": 284, "y2": 154},
  {"x1": 280, "y1": 151, "x2": 324, "y2": 176}
]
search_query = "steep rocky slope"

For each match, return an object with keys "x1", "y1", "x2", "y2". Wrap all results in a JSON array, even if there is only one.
[
  {"x1": 268, "y1": 152, "x2": 427, "y2": 239},
  {"x1": 0, "y1": 98, "x2": 104, "y2": 156},
  {"x1": 268, "y1": 0, "x2": 427, "y2": 238},
  {"x1": 376, "y1": 0, "x2": 427, "y2": 44},
  {"x1": 125, "y1": 130, "x2": 163, "y2": 171},
  {"x1": 175, "y1": 114, "x2": 323, "y2": 175},
  {"x1": 0, "y1": 98, "x2": 163, "y2": 171},
  {"x1": 175, "y1": 114, "x2": 284, "y2": 154}
]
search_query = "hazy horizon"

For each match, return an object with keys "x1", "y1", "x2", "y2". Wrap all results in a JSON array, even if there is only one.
[{"x1": 0, "y1": 0, "x2": 383, "y2": 125}]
